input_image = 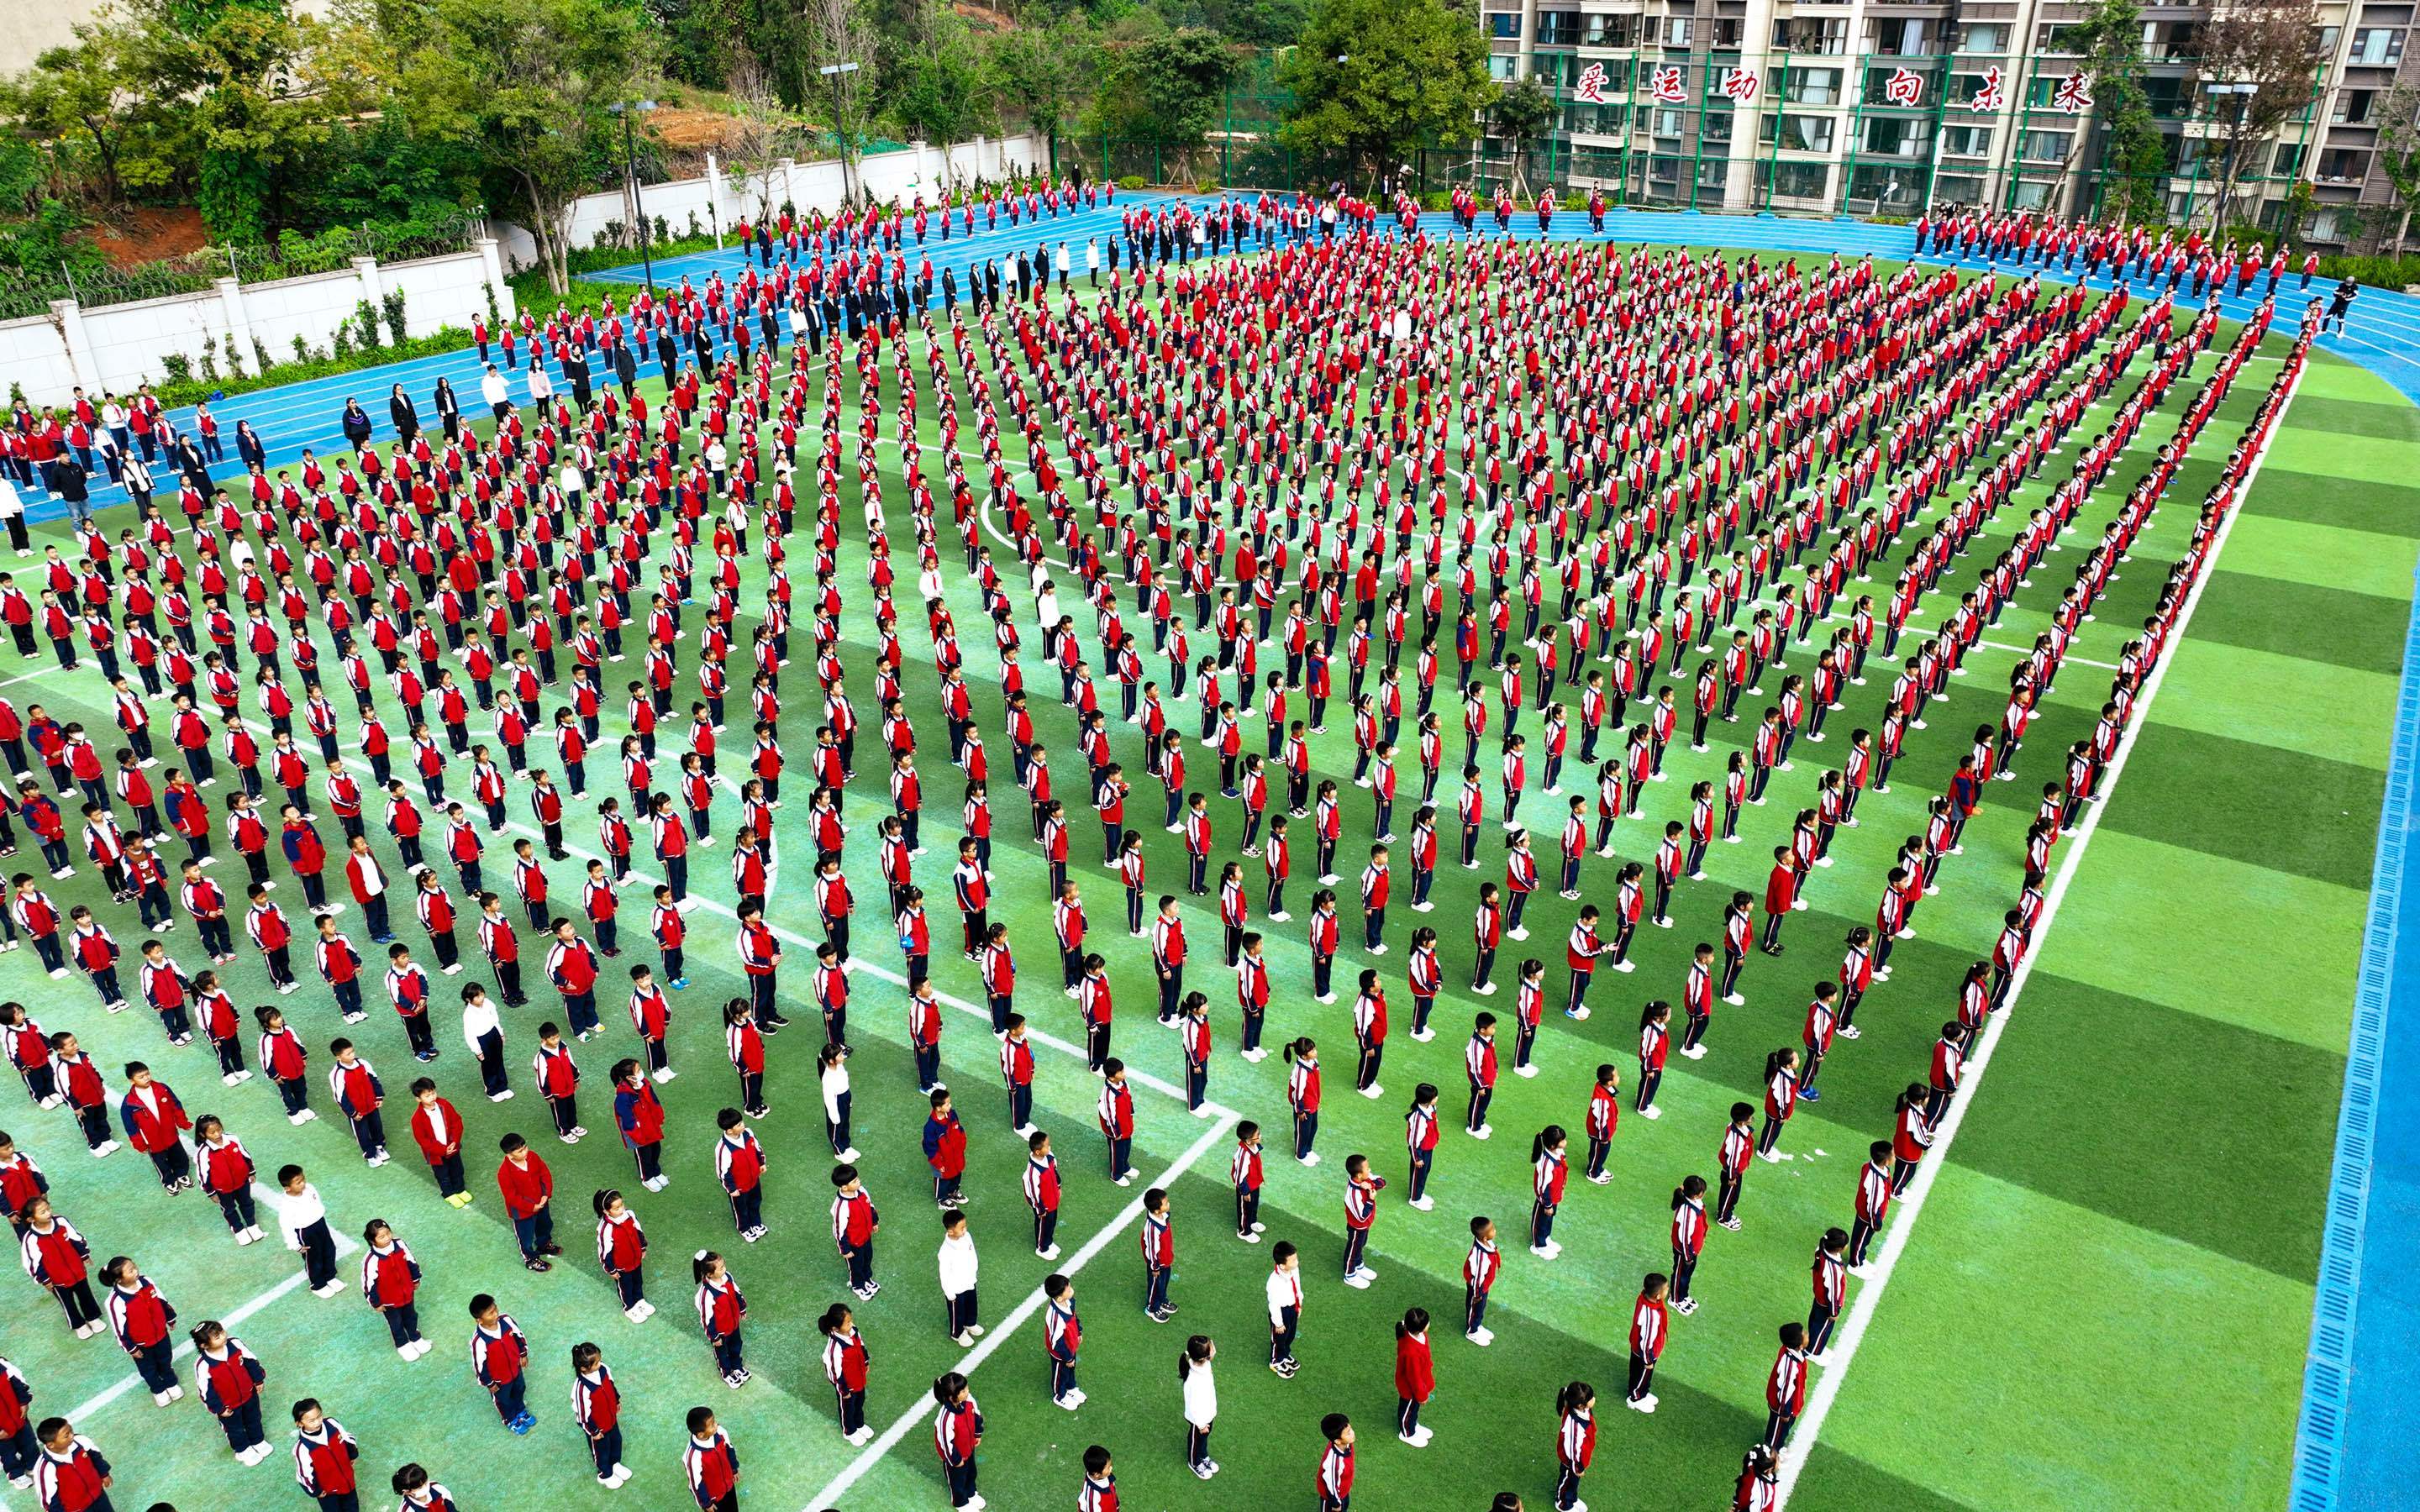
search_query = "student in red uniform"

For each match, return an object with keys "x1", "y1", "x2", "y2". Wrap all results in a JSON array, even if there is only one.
[
  {"x1": 1627, "y1": 1272, "x2": 1670, "y2": 1412},
  {"x1": 100, "y1": 1256, "x2": 179, "y2": 1403},
  {"x1": 1393, "y1": 1307, "x2": 1434, "y2": 1446},
  {"x1": 595, "y1": 1189, "x2": 650, "y2": 1320},
  {"x1": 1080, "y1": 1443, "x2": 1121, "y2": 1508},
  {"x1": 0, "y1": 1352, "x2": 37, "y2": 1487},
  {"x1": 571, "y1": 1341, "x2": 631, "y2": 1488},
  {"x1": 1315, "y1": 1412, "x2": 1355, "y2": 1512},
  {"x1": 359, "y1": 1219, "x2": 428, "y2": 1359},
  {"x1": 1670, "y1": 1175, "x2": 1708, "y2": 1314},
  {"x1": 684, "y1": 1404, "x2": 741, "y2": 1512},
  {"x1": 189, "y1": 1320, "x2": 271, "y2": 1464},
  {"x1": 694, "y1": 1249, "x2": 748, "y2": 1387},
  {"x1": 289, "y1": 1398, "x2": 360, "y2": 1512},
  {"x1": 830, "y1": 1163, "x2": 881, "y2": 1299},
  {"x1": 1552, "y1": 1381, "x2": 1597, "y2": 1512},
  {"x1": 467, "y1": 1293, "x2": 534, "y2": 1433},
  {"x1": 18, "y1": 1197, "x2": 99, "y2": 1336},
  {"x1": 30, "y1": 1417, "x2": 112, "y2": 1512},
  {"x1": 1583, "y1": 1063, "x2": 1618, "y2": 1183},
  {"x1": 1463, "y1": 1215, "x2": 1500, "y2": 1344},
  {"x1": 1715, "y1": 1103, "x2": 1755, "y2": 1230},
  {"x1": 496, "y1": 1133, "x2": 559, "y2": 1271},
  {"x1": 1529, "y1": 1124, "x2": 1568, "y2": 1257},
  {"x1": 408, "y1": 1079, "x2": 470, "y2": 1207},
  {"x1": 818, "y1": 1303, "x2": 873, "y2": 1445},
  {"x1": 1764, "y1": 1322, "x2": 1808, "y2": 1450},
  {"x1": 1042, "y1": 1272, "x2": 1083, "y2": 1408},
  {"x1": 931, "y1": 1372, "x2": 983, "y2": 1509},
  {"x1": 1848, "y1": 1139, "x2": 1894, "y2": 1270}
]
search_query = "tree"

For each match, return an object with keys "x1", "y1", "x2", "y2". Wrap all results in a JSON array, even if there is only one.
[
  {"x1": 1, "y1": 33, "x2": 142, "y2": 206},
  {"x1": 111, "y1": 0, "x2": 379, "y2": 242},
  {"x1": 2372, "y1": 85, "x2": 2420, "y2": 255},
  {"x1": 1130, "y1": 28, "x2": 1239, "y2": 144},
  {"x1": 1487, "y1": 76, "x2": 1557, "y2": 198},
  {"x1": 2196, "y1": 0, "x2": 2323, "y2": 232},
  {"x1": 2065, "y1": 0, "x2": 2166, "y2": 224},
  {"x1": 392, "y1": 0, "x2": 654, "y2": 296},
  {"x1": 887, "y1": 0, "x2": 995, "y2": 181},
  {"x1": 1278, "y1": 0, "x2": 1493, "y2": 183},
  {"x1": 803, "y1": 0, "x2": 881, "y2": 209},
  {"x1": 988, "y1": 18, "x2": 1091, "y2": 145}
]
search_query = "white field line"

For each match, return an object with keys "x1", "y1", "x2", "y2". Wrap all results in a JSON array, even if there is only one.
[{"x1": 1772, "y1": 354, "x2": 2304, "y2": 1503}]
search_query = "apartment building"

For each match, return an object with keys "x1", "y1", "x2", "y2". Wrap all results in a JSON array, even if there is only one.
[{"x1": 1479, "y1": 0, "x2": 2420, "y2": 246}]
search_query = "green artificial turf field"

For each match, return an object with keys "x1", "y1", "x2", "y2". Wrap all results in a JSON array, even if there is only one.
[{"x1": 0, "y1": 251, "x2": 2389, "y2": 1512}]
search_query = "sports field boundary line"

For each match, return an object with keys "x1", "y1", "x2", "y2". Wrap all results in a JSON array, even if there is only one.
[
  {"x1": 797, "y1": 1110, "x2": 1240, "y2": 1510},
  {"x1": 1771, "y1": 350, "x2": 2307, "y2": 1506},
  {"x1": 2285, "y1": 554, "x2": 2420, "y2": 1506}
]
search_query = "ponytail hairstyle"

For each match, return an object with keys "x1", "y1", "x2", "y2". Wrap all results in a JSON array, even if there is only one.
[
  {"x1": 1763, "y1": 1047, "x2": 1792, "y2": 1084},
  {"x1": 1639, "y1": 998, "x2": 1670, "y2": 1030},
  {"x1": 592, "y1": 1188, "x2": 621, "y2": 1219},
  {"x1": 1283, "y1": 1036, "x2": 1316, "y2": 1063},
  {"x1": 1672, "y1": 1173, "x2": 1707, "y2": 1210},
  {"x1": 572, "y1": 1341, "x2": 600, "y2": 1374},
  {"x1": 692, "y1": 1249, "x2": 720, "y2": 1285},
  {"x1": 1556, "y1": 1380, "x2": 1597, "y2": 1418},
  {"x1": 934, "y1": 1371, "x2": 969, "y2": 1405},
  {"x1": 1531, "y1": 1123, "x2": 1565, "y2": 1162},
  {"x1": 1178, "y1": 1333, "x2": 1213, "y2": 1380},
  {"x1": 818, "y1": 1304, "x2": 851, "y2": 1337},
  {"x1": 1397, "y1": 1306, "x2": 1429, "y2": 1340},
  {"x1": 1411, "y1": 1081, "x2": 1439, "y2": 1110}
]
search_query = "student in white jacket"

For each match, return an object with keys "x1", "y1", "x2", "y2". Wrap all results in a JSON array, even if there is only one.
[
  {"x1": 1179, "y1": 1334, "x2": 1218, "y2": 1479},
  {"x1": 938, "y1": 1206, "x2": 981, "y2": 1347}
]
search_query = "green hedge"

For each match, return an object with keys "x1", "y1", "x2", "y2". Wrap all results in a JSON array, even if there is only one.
[{"x1": 2312, "y1": 252, "x2": 2420, "y2": 288}]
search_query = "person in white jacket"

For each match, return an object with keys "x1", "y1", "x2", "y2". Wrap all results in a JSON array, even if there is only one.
[
  {"x1": 939, "y1": 1207, "x2": 981, "y2": 1347},
  {"x1": 1179, "y1": 1334, "x2": 1218, "y2": 1479},
  {"x1": 818, "y1": 1042, "x2": 857, "y2": 1161}
]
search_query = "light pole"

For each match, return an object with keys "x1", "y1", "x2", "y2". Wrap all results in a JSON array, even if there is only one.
[
  {"x1": 821, "y1": 61, "x2": 863, "y2": 210},
  {"x1": 608, "y1": 99, "x2": 659, "y2": 292}
]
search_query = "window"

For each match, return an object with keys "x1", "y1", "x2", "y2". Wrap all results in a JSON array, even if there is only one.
[
  {"x1": 2318, "y1": 147, "x2": 2371, "y2": 180},
  {"x1": 1957, "y1": 22, "x2": 2007, "y2": 52},
  {"x1": 1582, "y1": 13, "x2": 1635, "y2": 47},
  {"x1": 1489, "y1": 53, "x2": 1519, "y2": 81},
  {"x1": 1652, "y1": 108, "x2": 1685, "y2": 138},
  {"x1": 1702, "y1": 112, "x2": 1733, "y2": 144},
  {"x1": 2033, "y1": 24, "x2": 2082, "y2": 52},
  {"x1": 1940, "y1": 123, "x2": 1992, "y2": 157},
  {"x1": 2307, "y1": 207, "x2": 2348, "y2": 242},
  {"x1": 1712, "y1": 18, "x2": 1744, "y2": 47},
  {"x1": 2010, "y1": 179, "x2": 2053, "y2": 212},
  {"x1": 2273, "y1": 141, "x2": 2307, "y2": 176},
  {"x1": 1755, "y1": 160, "x2": 1831, "y2": 199},
  {"x1": 1566, "y1": 102, "x2": 1628, "y2": 135},
  {"x1": 1862, "y1": 116, "x2": 1932, "y2": 158},
  {"x1": 1535, "y1": 10, "x2": 1580, "y2": 47},
  {"x1": 1933, "y1": 175, "x2": 1985, "y2": 206},
  {"x1": 1665, "y1": 17, "x2": 1692, "y2": 47},
  {"x1": 1773, "y1": 17, "x2": 1848, "y2": 54},
  {"x1": 1867, "y1": 18, "x2": 1935, "y2": 55},
  {"x1": 1787, "y1": 67, "x2": 1843, "y2": 105},
  {"x1": 2334, "y1": 88, "x2": 2376, "y2": 123},
  {"x1": 2352, "y1": 26, "x2": 2405, "y2": 63},
  {"x1": 2019, "y1": 129, "x2": 2072, "y2": 164},
  {"x1": 1757, "y1": 113, "x2": 1835, "y2": 152},
  {"x1": 1489, "y1": 13, "x2": 1519, "y2": 38}
]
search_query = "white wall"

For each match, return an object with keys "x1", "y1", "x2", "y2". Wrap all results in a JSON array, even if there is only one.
[
  {"x1": 492, "y1": 132, "x2": 1050, "y2": 271},
  {"x1": 0, "y1": 244, "x2": 506, "y2": 407}
]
